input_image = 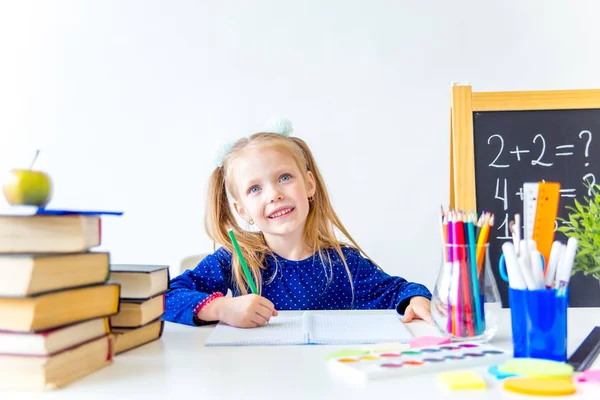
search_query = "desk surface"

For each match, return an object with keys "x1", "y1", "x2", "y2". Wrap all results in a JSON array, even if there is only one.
[{"x1": 4, "y1": 308, "x2": 600, "y2": 399}]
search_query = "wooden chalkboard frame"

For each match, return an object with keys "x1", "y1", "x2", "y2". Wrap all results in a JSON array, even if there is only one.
[{"x1": 450, "y1": 85, "x2": 600, "y2": 209}]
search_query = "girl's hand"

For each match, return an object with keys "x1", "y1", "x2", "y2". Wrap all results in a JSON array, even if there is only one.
[
  {"x1": 216, "y1": 294, "x2": 278, "y2": 328},
  {"x1": 403, "y1": 296, "x2": 434, "y2": 325}
]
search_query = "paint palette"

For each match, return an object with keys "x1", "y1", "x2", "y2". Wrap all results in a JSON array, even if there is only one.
[{"x1": 328, "y1": 342, "x2": 511, "y2": 382}]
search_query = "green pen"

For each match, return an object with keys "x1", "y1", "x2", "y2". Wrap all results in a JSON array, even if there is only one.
[{"x1": 228, "y1": 228, "x2": 258, "y2": 294}]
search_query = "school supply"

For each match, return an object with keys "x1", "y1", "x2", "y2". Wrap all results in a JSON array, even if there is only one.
[
  {"x1": 545, "y1": 241, "x2": 564, "y2": 289},
  {"x1": 0, "y1": 252, "x2": 110, "y2": 297},
  {"x1": 497, "y1": 358, "x2": 574, "y2": 378},
  {"x1": 227, "y1": 228, "x2": 257, "y2": 294},
  {"x1": 0, "y1": 283, "x2": 120, "y2": 332},
  {"x1": 0, "y1": 214, "x2": 102, "y2": 253},
  {"x1": 530, "y1": 249, "x2": 545, "y2": 289},
  {"x1": 109, "y1": 293, "x2": 165, "y2": 328},
  {"x1": 410, "y1": 336, "x2": 450, "y2": 348},
  {"x1": 432, "y1": 208, "x2": 500, "y2": 341},
  {"x1": 500, "y1": 242, "x2": 527, "y2": 290},
  {"x1": 112, "y1": 318, "x2": 164, "y2": 355},
  {"x1": 508, "y1": 287, "x2": 568, "y2": 361},
  {"x1": 502, "y1": 377, "x2": 576, "y2": 396},
  {"x1": 523, "y1": 182, "x2": 539, "y2": 243},
  {"x1": 512, "y1": 213, "x2": 521, "y2": 251},
  {"x1": 0, "y1": 317, "x2": 109, "y2": 356},
  {"x1": 328, "y1": 342, "x2": 510, "y2": 382},
  {"x1": 109, "y1": 264, "x2": 169, "y2": 299},
  {"x1": 531, "y1": 182, "x2": 561, "y2": 265},
  {"x1": 0, "y1": 206, "x2": 124, "y2": 216},
  {"x1": 487, "y1": 364, "x2": 518, "y2": 380},
  {"x1": 437, "y1": 370, "x2": 486, "y2": 391},
  {"x1": 522, "y1": 182, "x2": 561, "y2": 266},
  {"x1": 567, "y1": 326, "x2": 600, "y2": 372},
  {"x1": 577, "y1": 369, "x2": 600, "y2": 383},
  {"x1": 556, "y1": 237, "x2": 578, "y2": 297},
  {"x1": 499, "y1": 182, "x2": 580, "y2": 361},
  {"x1": 0, "y1": 335, "x2": 113, "y2": 390},
  {"x1": 204, "y1": 312, "x2": 412, "y2": 346}
]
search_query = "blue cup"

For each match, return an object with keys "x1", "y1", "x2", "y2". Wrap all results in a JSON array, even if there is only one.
[
  {"x1": 507, "y1": 287, "x2": 568, "y2": 362},
  {"x1": 498, "y1": 254, "x2": 568, "y2": 361}
]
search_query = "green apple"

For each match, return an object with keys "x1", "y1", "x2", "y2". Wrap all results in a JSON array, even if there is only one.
[{"x1": 2, "y1": 169, "x2": 53, "y2": 207}]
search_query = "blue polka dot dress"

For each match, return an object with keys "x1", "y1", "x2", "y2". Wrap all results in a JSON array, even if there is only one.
[{"x1": 164, "y1": 247, "x2": 432, "y2": 326}]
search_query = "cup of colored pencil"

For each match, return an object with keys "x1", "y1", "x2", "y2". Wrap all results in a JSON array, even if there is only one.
[{"x1": 431, "y1": 207, "x2": 502, "y2": 342}]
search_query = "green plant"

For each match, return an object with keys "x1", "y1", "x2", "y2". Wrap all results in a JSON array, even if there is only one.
[{"x1": 557, "y1": 182, "x2": 600, "y2": 280}]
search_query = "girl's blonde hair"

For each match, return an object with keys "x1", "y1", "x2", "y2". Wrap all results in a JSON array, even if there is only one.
[{"x1": 205, "y1": 132, "x2": 373, "y2": 300}]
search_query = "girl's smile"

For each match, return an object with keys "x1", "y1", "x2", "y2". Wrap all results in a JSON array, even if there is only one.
[{"x1": 267, "y1": 206, "x2": 295, "y2": 219}]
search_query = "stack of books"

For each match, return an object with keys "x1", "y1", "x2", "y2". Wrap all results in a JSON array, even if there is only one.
[
  {"x1": 0, "y1": 212, "x2": 121, "y2": 390},
  {"x1": 108, "y1": 264, "x2": 169, "y2": 354}
]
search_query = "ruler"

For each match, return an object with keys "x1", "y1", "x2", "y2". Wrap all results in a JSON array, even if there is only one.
[
  {"x1": 523, "y1": 183, "x2": 539, "y2": 241},
  {"x1": 533, "y1": 182, "x2": 561, "y2": 266}
]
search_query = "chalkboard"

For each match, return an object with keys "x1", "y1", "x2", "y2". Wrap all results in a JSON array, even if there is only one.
[
  {"x1": 473, "y1": 109, "x2": 600, "y2": 307},
  {"x1": 450, "y1": 85, "x2": 600, "y2": 307}
]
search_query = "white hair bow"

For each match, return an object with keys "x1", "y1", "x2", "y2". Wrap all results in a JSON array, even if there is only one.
[{"x1": 214, "y1": 117, "x2": 294, "y2": 168}]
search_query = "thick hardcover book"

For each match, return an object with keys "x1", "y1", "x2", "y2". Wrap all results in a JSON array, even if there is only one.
[
  {"x1": 0, "y1": 335, "x2": 114, "y2": 390},
  {"x1": 0, "y1": 252, "x2": 110, "y2": 297},
  {"x1": 112, "y1": 318, "x2": 164, "y2": 355},
  {"x1": 0, "y1": 317, "x2": 110, "y2": 356},
  {"x1": 0, "y1": 283, "x2": 121, "y2": 332},
  {"x1": 110, "y1": 292, "x2": 165, "y2": 328},
  {"x1": 0, "y1": 215, "x2": 102, "y2": 253},
  {"x1": 109, "y1": 264, "x2": 170, "y2": 300}
]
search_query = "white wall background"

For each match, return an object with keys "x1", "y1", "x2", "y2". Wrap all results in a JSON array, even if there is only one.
[{"x1": 2, "y1": 0, "x2": 600, "y2": 289}]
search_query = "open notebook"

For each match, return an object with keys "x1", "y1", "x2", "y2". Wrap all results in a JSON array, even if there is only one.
[{"x1": 204, "y1": 312, "x2": 412, "y2": 346}]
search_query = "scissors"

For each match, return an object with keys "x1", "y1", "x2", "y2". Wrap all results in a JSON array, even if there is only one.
[{"x1": 498, "y1": 252, "x2": 545, "y2": 284}]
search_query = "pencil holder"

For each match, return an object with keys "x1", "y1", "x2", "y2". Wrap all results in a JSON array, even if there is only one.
[
  {"x1": 508, "y1": 287, "x2": 568, "y2": 362},
  {"x1": 431, "y1": 244, "x2": 502, "y2": 342}
]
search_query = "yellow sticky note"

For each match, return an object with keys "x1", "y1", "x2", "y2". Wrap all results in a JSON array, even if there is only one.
[{"x1": 438, "y1": 371, "x2": 486, "y2": 391}]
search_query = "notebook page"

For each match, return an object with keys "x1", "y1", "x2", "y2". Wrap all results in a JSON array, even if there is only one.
[
  {"x1": 308, "y1": 313, "x2": 413, "y2": 344},
  {"x1": 204, "y1": 316, "x2": 305, "y2": 346}
]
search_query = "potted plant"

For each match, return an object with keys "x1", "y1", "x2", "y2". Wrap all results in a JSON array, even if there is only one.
[{"x1": 557, "y1": 183, "x2": 600, "y2": 281}]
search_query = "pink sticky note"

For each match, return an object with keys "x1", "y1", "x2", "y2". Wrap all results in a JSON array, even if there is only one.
[
  {"x1": 410, "y1": 336, "x2": 451, "y2": 348},
  {"x1": 577, "y1": 370, "x2": 600, "y2": 383}
]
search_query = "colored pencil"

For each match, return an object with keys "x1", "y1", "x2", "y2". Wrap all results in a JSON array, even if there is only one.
[
  {"x1": 466, "y1": 212, "x2": 482, "y2": 335},
  {"x1": 457, "y1": 212, "x2": 474, "y2": 337},
  {"x1": 228, "y1": 228, "x2": 258, "y2": 294},
  {"x1": 446, "y1": 211, "x2": 454, "y2": 335},
  {"x1": 476, "y1": 213, "x2": 491, "y2": 275}
]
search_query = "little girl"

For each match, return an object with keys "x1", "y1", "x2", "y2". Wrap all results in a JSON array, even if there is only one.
[{"x1": 164, "y1": 119, "x2": 432, "y2": 328}]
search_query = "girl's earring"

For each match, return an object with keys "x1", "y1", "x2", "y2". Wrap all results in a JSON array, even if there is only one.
[
  {"x1": 248, "y1": 218, "x2": 254, "y2": 225},
  {"x1": 308, "y1": 196, "x2": 314, "y2": 202}
]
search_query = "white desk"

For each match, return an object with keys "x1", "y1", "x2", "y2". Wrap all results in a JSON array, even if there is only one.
[{"x1": 4, "y1": 308, "x2": 600, "y2": 399}]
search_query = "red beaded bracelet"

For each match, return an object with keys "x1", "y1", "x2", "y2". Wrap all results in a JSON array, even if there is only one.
[{"x1": 192, "y1": 292, "x2": 225, "y2": 325}]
